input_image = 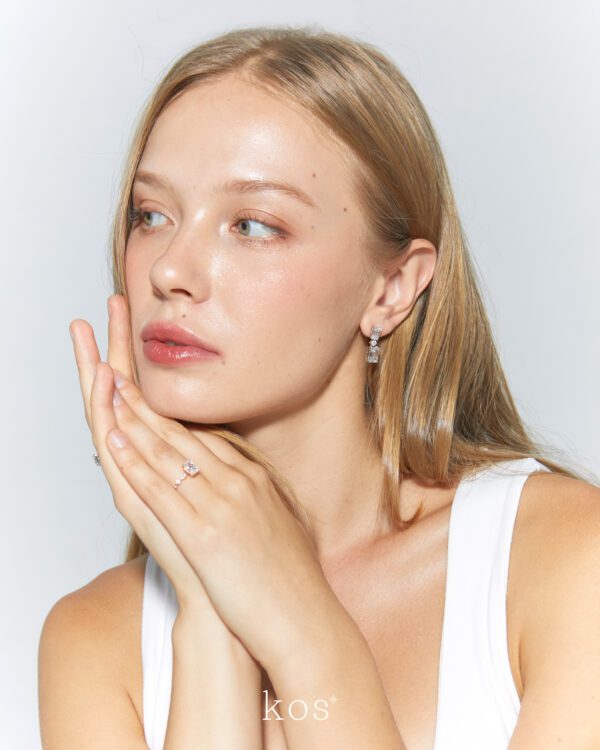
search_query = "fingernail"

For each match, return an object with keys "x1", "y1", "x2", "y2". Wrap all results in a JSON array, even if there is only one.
[
  {"x1": 108, "y1": 429, "x2": 128, "y2": 448},
  {"x1": 113, "y1": 387, "x2": 123, "y2": 405},
  {"x1": 114, "y1": 370, "x2": 126, "y2": 388}
]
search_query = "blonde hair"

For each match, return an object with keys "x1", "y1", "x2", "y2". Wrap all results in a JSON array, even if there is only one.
[{"x1": 110, "y1": 24, "x2": 595, "y2": 562}]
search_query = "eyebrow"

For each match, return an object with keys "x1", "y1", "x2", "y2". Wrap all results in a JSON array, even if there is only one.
[{"x1": 133, "y1": 170, "x2": 317, "y2": 209}]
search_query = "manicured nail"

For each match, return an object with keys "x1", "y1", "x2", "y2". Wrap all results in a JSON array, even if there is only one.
[
  {"x1": 108, "y1": 429, "x2": 128, "y2": 448},
  {"x1": 114, "y1": 370, "x2": 126, "y2": 388},
  {"x1": 113, "y1": 388, "x2": 123, "y2": 405}
]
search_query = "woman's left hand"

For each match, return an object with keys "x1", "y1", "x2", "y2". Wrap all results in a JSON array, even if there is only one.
[{"x1": 102, "y1": 359, "x2": 338, "y2": 670}]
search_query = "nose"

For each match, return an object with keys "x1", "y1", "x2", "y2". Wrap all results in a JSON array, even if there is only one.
[{"x1": 148, "y1": 224, "x2": 212, "y2": 302}]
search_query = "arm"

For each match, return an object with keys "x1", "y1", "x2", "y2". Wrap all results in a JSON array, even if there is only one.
[
  {"x1": 164, "y1": 605, "x2": 262, "y2": 750},
  {"x1": 508, "y1": 476, "x2": 600, "y2": 749},
  {"x1": 38, "y1": 586, "x2": 149, "y2": 749},
  {"x1": 38, "y1": 563, "x2": 263, "y2": 750},
  {"x1": 263, "y1": 599, "x2": 406, "y2": 750}
]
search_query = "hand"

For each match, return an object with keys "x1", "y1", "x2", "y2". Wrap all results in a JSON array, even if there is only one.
[
  {"x1": 70, "y1": 297, "x2": 337, "y2": 670},
  {"x1": 104, "y1": 371, "x2": 336, "y2": 666},
  {"x1": 69, "y1": 296, "x2": 229, "y2": 627},
  {"x1": 105, "y1": 372, "x2": 335, "y2": 668}
]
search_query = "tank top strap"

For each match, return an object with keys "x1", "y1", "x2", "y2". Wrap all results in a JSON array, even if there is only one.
[
  {"x1": 141, "y1": 553, "x2": 179, "y2": 750},
  {"x1": 433, "y1": 456, "x2": 551, "y2": 749}
]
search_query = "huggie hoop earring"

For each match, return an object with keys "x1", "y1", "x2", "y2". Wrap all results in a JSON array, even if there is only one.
[{"x1": 367, "y1": 326, "x2": 382, "y2": 363}]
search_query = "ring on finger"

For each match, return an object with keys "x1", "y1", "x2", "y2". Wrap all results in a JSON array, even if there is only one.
[{"x1": 173, "y1": 459, "x2": 201, "y2": 489}]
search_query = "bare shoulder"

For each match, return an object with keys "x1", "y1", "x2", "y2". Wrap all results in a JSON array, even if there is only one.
[
  {"x1": 514, "y1": 470, "x2": 600, "y2": 685},
  {"x1": 41, "y1": 551, "x2": 148, "y2": 666},
  {"x1": 518, "y1": 469, "x2": 600, "y2": 528},
  {"x1": 38, "y1": 552, "x2": 149, "y2": 748},
  {"x1": 64, "y1": 551, "x2": 148, "y2": 620},
  {"x1": 515, "y1": 470, "x2": 600, "y2": 570}
]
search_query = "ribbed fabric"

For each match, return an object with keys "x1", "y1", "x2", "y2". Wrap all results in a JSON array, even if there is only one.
[{"x1": 141, "y1": 456, "x2": 550, "y2": 750}]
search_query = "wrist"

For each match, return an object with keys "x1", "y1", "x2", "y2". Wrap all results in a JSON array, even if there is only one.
[
  {"x1": 172, "y1": 607, "x2": 242, "y2": 657},
  {"x1": 172, "y1": 609, "x2": 262, "y2": 681},
  {"x1": 264, "y1": 595, "x2": 364, "y2": 678}
]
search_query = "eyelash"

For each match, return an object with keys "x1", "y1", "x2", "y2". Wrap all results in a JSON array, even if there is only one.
[{"x1": 127, "y1": 206, "x2": 285, "y2": 247}]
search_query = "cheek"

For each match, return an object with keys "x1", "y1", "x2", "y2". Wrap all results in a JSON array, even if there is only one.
[
  {"x1": 233, "y1": 258, "x2": 340, "y2": 329},
  {"x1": 271, "y1": 246, "x2": 363, "y2": 327},
  {"x1": 230, "y1": 248, "x2": 362, "y2": 365},
  {"x1": 124, "y1": 245, "x2": 147, "y2": 297}
]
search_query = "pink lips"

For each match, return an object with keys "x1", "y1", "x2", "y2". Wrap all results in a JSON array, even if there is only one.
[{"x1": 140, "y1": 321, "x2": 220, "y2": 365}]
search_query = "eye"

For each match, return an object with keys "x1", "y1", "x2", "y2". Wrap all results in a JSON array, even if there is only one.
[
  {"x1": 232, "y1": 212, "x2": 284, "y2": 246},
  {"x1": 128, "y1": 206, "x2": 168, "y2": 230}
]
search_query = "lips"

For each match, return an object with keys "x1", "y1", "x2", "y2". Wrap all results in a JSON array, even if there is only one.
[{"x1": 140, "y1": 321, "x2": 219, "y2": 353}]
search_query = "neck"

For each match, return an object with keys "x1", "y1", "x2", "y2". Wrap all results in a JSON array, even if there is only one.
[{"x1": 224, "y1": 386, "x2": 392, "y2": 564}]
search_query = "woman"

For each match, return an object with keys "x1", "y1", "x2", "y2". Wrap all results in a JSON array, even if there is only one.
[{"x1": 38, "y1": 25, "x2": 600, "y2": 750}]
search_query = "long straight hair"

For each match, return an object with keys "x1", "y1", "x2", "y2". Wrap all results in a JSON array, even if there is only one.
[{"x1": 109, "y1": 24, "x2": 595, "y2": 562}]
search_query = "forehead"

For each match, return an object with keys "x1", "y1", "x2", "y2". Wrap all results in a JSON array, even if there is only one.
[{"x1": 137, "y1": 75, "x2": 356, "y2": 206}]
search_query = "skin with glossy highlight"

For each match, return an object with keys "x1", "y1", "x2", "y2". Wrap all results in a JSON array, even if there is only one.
[{"x1": 44, "y1": 72, "x2": 600, "y2": 750}]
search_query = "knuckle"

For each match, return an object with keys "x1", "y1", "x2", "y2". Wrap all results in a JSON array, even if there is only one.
[
  {"x1": 152, "y1": 439, "x2": 177, "y2": 461},
  {"x1": 225, "y1": 471, "x2": 253, "y2": 500},
  {"x1": 146, "y1": 474, "x2": 167, "y2": 498},
  {"x1": 161, "y1": 421, "x2": 187, "y2": 441},
  {"x1": 117, "y1": 452, "x2": 138, "y2": 472},
  {"x1": 247, "y1": 462, "x2": 269, "y2": 486},
  {"x1": 124, "y1": 387, "x2": 143, "y2": 407},
  {"x1": 112, "y1": 492, "x2": 130, "y2": 515},
  {"x1": 197, "y1": 522, "x2": 219, "y2": 553},
  {"x1": 117, "y1": 408, "x2": 137, "y2": 428}
]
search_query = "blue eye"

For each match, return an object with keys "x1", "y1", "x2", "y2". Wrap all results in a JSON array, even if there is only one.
[
  {"x1": 236, "y1": 217, "x2": 277, "y2": 239},
  {"x1": 128, "y1": 207, "x2": 167, "y2": 229},
  {"x1": 232, "y1": 212, "x2": 285, "y2": 247},
  {"x1": 127, "y1": 204, "x2": 286, "y2": 247}
]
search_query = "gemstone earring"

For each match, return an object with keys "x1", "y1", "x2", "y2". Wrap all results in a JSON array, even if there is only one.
[{"x1": 367, "y1": 326, "x2": 382, "y2": 363}]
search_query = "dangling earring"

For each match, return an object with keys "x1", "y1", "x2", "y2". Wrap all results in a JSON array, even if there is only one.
[{"x1": 367, "y1": 326, "x2": 382, "y2": 363}]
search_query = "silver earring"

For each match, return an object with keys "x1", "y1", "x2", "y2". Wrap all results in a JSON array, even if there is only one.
[{"x1": 367, "y1": 326, "x2": 382, "y2": 363}]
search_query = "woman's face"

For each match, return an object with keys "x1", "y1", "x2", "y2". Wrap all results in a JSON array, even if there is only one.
[{"x1": 126, "y1": 74, "x2": 375, "y2": 428}]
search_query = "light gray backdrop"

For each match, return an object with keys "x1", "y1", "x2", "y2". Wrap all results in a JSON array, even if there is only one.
[{"x1": 2, "y1": 0, "x2": 598, "y2": 745}]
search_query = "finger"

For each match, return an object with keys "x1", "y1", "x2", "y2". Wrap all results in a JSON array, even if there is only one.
[
  {"x1": 90, "y1": 361, "x2": 124, "y2": 492},
  {"x1": 91, "y1": 362, "x2": 210, "y2": 601},
  {"x1": 113, "y1": 371, "x2": 268, "y2": 484},
  {"x1": 107, "y1": 294, "x2": 134, "y2": 379},
  {"x1": 112, "y1": 371, "x2": 262, "y2": 491},
  {"x1": 111, "y1": 380, "x2": 221, "y2": 511},
  {"x1": 104, "y1": 418, "x2": 204, "y2": 564},
  {"x1": 69, "y1": 319, "x2": 101, "y2": 429}
]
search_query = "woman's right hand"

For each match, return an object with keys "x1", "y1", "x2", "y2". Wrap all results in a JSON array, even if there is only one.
[
  {"x1": 69, "y1": 295, "x2": 235, "y2": 632},
  {"x1": 69, "y1": 295, "x2": 264, "y2": 749}
]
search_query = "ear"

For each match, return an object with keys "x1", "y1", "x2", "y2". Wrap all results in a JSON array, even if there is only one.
[{"x1": 360, "y1": 238, "x2": 437, "y2": 339}]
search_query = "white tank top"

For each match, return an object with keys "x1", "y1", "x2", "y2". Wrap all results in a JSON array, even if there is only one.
[{"x1": 141, "y1": 456, "x2": 550, "y2": 750}]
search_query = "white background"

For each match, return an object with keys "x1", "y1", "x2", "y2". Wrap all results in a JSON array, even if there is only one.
[{"x1": 1, "y1": 0, "x2": 598, "y2": 745}]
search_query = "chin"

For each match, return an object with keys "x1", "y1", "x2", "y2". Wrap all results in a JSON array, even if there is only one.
[{"x1": 144, "y1": 396, "x2": 227, "y2": 427}]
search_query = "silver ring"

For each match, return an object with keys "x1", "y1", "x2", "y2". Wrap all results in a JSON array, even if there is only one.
[
  {"x1": 93, "y1": 451, "x2": 101, "y2": 466},
  {"x1": 173, "y1": 459, "x2": 200, "y2": 489}
]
